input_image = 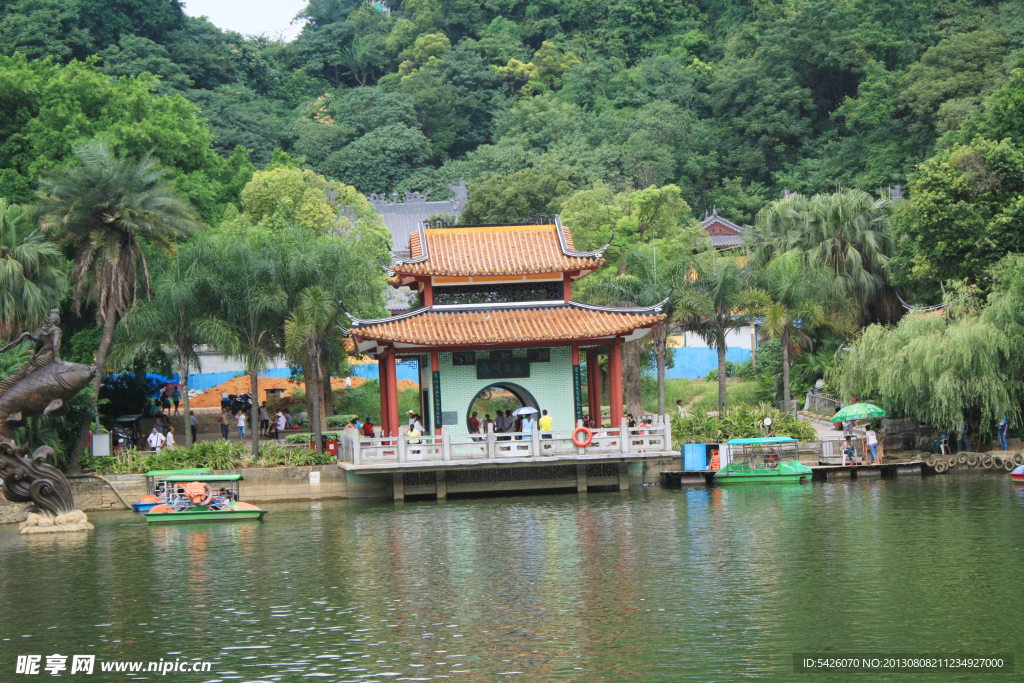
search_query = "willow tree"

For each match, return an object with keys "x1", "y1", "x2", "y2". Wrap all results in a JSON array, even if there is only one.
[{"x1": 832, "y1": 254, "x2": 1024, "y2": 433}]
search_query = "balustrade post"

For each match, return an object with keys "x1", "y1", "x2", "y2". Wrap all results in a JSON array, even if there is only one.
[
  {"x1": 577, "y1": 419, "x2": 585, "y2": 455},
  {"x1": 487, "y1": 422, "x2": 495, "y2": 459},
  {"x1": 620, "y1": 418, "x2": 629, "y2": 454},
  {"x1": 352, "y1": 432, "x2": 361, "y2": 465},
  {"x1": 532, "y1": 424, "x2": 540, "y2": 457},
  {"x1": 441, "y1": 426, "x2": 451, "y2": 461},
  {"x1": 398, "y1": 433, "x2": 407, "y2": 463}
]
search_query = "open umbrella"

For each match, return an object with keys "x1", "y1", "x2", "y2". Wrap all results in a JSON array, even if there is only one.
[
  {"x1": 832, "y1": 403, "x2": 886, "y2": 423},
  {"x1": 512, "y1": 406, "x2": 538, "y2": 416}
]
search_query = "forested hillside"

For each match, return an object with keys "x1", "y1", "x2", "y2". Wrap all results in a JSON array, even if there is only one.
[{"x1": 3, "y1": 0, "x2": 1024, "y2": 288}]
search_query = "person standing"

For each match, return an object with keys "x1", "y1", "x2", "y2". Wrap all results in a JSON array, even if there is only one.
[
  {"x1": 955, "y1": 418, "x2": 970, "y2": 452},
  {"x1": 165, "y1": 427, "x2": 176, "y2": 449},
  {"x1": 147, "y1": 426, "x2": 166, "y2": 453},
  {"x1": 842, "y1": 418, "x2": 854, "y2": 438},
  {"x1": 236, "y1": 411, "x2": 247, "y2": 441},
  {"x1": 865, "y1": 426, "x2": 879, "y2": 464},
  {"x1": 999, "y1": 416, "x2": 1010, "y2": 451},
  {"x1": 219, "y1": 408, "x2": 230, "y2": 440},
  {"x1": 522, "y1": 412, "x2": 535, "y2": 440},
  {"x1": 483, "y1": 413, "x2": 493, "y2": 433},
  {"x1": 189, "y1": 411, "x2": 198, "y2": 444},
  {"x1": 172, "y1": 387, "x2": 181, "y2": 416},
  {"x1": 469, "y1": 411, "x2": 481, "y2": 435},
  {"x1": 539, "y1": 409, "x2": 552, "y2": 439},
  {"x1": 160, "y1": 392, "x2": 172, "y2": 416},
  {"x1": 676, "y1": 399, "x2": 685, "y2": 418},
  {"x1": 259, "y1": 401, "x2": 270, "y2": 437}
]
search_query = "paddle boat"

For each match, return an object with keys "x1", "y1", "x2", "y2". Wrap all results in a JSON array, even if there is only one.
[
  {"x1": 132, "y1": 468, "x2": 213, "y2": 512},
  {"x1": 1012, "y1": 464, "x2": 1024, "y2": 481},
  {"x1": 713, "y1": 437, "x2": 813, "y2": 484},
  {"x1": 145, "y1": 474, "x2": 267, "y2": 523}
]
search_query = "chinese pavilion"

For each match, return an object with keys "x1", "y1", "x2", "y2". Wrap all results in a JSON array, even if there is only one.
[{"x1": 346, "y1": 216, "x2": 667, "y2": 438}]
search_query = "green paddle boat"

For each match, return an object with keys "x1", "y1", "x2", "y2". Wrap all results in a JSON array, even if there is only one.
[
  {"x1": 714, "y1": 437, "x2": 813, "y2": 484},
  {"x1": 145, "y1": 474, "x2": 267, "y2": 523},
  {"x1": 133, "y1": 468, "x2": 213, "y2": 512}
]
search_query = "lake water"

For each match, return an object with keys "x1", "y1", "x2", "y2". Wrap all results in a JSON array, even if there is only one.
[{"x1": 1, "y1": 473, "x2": 1023, "y2": 682}]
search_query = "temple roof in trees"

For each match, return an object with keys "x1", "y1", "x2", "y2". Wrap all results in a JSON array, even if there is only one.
[
  {"x1": 701, "y1": 207, "x2": 745, "y2": 249},
  {"x1": 346, "y1": 301, "x2": 665, "y2": 351},
  {"x1": 388, "y1": 216, "x2": 607, "y2": 283}
]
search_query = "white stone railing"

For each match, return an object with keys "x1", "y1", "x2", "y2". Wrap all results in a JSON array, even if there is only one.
[{"x1": 338, "y1": 415, "x2": 673, "y2": 465}]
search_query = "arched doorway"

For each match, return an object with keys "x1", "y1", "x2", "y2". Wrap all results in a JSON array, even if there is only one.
[{"x1": 466, "y1": 382, "x2": 539, "y2": 432}]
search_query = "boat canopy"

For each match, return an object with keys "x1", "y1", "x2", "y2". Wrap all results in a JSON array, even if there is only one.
[
  {"x1": 145, "y1": 468, "x2": 213, "y2": 477},
  {"x1": 726, "y1": 437, "x2": 799, "y2": 445},
  {"x1": 161, "y1": 473, "x2": 243, "y2": 482}
]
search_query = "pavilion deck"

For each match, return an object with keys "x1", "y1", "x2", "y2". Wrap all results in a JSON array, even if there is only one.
[{"x1": 337, "y1": 415, "x2": 675, "y2": 472}]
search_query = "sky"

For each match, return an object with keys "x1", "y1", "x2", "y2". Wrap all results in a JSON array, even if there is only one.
[{"x1": 182, "y1": 0, "x2": 309, "y2": 41}]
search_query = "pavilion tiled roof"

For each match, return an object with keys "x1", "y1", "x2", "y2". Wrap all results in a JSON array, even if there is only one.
[
  {"x1": 346, "y1": 302, "x2": 665, "y2": 348},
  {"x1": 394, "y1": 222, "x2": 605, "y2": 278}
]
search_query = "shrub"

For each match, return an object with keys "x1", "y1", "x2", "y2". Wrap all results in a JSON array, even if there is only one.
[
  {"x1": 325, "y1": 413, "x2": 358, "y2": 428},
  {"x1": 672, "y1": 400, "x2": 817, "y2": 447}
]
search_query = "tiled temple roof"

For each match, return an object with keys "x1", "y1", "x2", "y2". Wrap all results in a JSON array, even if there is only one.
[
  {"x1": 392, "y1": 218, "x2": 607, "y2": 278},
  {"x1": 346, "y1": 301, "x2": 666, "y2": 350},
  {"x1": 701, "y1": 207, "x2": 745, "y2": 249}
]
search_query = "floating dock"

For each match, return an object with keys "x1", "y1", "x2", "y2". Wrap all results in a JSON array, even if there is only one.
[{"x1": 662, "y1": 461, "x2": 925, "y2": 486}]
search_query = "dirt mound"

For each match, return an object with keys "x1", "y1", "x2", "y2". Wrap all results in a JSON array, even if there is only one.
[{"x1": 189, "y1": 375, "x2": 372, "y2": 408}]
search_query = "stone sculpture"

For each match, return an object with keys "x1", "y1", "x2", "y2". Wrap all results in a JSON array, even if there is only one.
[{"x1": 0, "y1": 310, "x2": 96, "y2": 533}]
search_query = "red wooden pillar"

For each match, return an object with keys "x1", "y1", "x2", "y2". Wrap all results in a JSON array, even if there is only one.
[
  {"x1": 422, "y1": 279, "x2": 433, "y2": 307},
  {"x1": 377, "y1": 350, "x2": 389, "y2": 437},
  {"x1": 609, "y1": 339, "x2": 624, "y2": 432},
  {"x1": 562, "y1": 273, "x2": 572, "y2": 302},
  {"x1": 386, "y1": 349, "x2": 400, "y2": 437},
  {"x1": 586, "y1": 350, "x2": 600, "y2": 427},
  {"x1": 431, "y1": 350, "x2": 441, "y2": 435}
]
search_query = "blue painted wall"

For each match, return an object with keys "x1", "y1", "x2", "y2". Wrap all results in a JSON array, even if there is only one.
[{"x1": 665, "y1": 347, "x2": 752, "y2": 380}]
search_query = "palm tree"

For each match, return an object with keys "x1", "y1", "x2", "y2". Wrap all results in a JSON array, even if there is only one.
[
  {"x1": 587, "y1": 245, "x2": 693, "y2": 415},
  {"x1": 285, "y1": 286, "x2": 337, "y2": 452},
  {"x1": 755, "y1": 250, "x2": 854, "y2": 410},
  {"x1": 678, "y1": 251, "x2": 767, "y2": 415},
  {"x1": 0, "y1": 198, "x2": 67, "y2": 339},
  {"x1": 748, "y1": 188, "x2": 895, "y2": 319},
  {"x1": 109, "y1": 242, "x2": 211, "y2": 447},
  {"x1": 278, "y1": 226, "x2": 385, "y2": 433},
  {"x1": 201, "y1": 229, "x2": 287, "y2": 456},
  {"x1": 38, "y1": 139, "x2": 199, "y2": 471}
]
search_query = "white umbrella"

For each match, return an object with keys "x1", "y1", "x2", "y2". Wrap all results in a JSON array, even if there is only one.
[{"x1": 512, "y1": 406, "x2": 538, "y2": 416}]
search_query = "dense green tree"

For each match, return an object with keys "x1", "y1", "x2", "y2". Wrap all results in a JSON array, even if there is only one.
[{"x1": 98, "y1": 35, "x2": 190, "y2": 91}]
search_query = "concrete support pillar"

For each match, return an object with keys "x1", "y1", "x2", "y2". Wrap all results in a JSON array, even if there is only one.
[
  {"x1": 392, "y1": 472, "x2": 405, "y2": 501},
  {"x1": 609, "y1": 340, "x2": 624, "y2": 433},
  {"x1": 435, "y1": 470, "x2": 447, "y2": 500},
  {"x1": 576, "y1": 464, "x2": 587, "y2": 493},
  {"x1": 618, "y1": 462, "x2": 630, "y2": 491}
]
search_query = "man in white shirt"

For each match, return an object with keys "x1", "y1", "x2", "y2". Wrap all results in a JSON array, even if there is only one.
[
  {"x1": 147, "y1": 426, "x2": 166, "y2": 452},
  {"x1": 275, "y1": 412, "x2": 286, "y2": 441},
  {"x1": 413, "y1": 414, "x2": 425, "y2": 434},
  {"x1": 677, "y1": 399, "x2": 685, "y2": 418}
]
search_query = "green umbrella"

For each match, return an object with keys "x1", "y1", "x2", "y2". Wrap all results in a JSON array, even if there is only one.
[{"x1": 831, "y1": 403, "x2": 886, "y2": 423}]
